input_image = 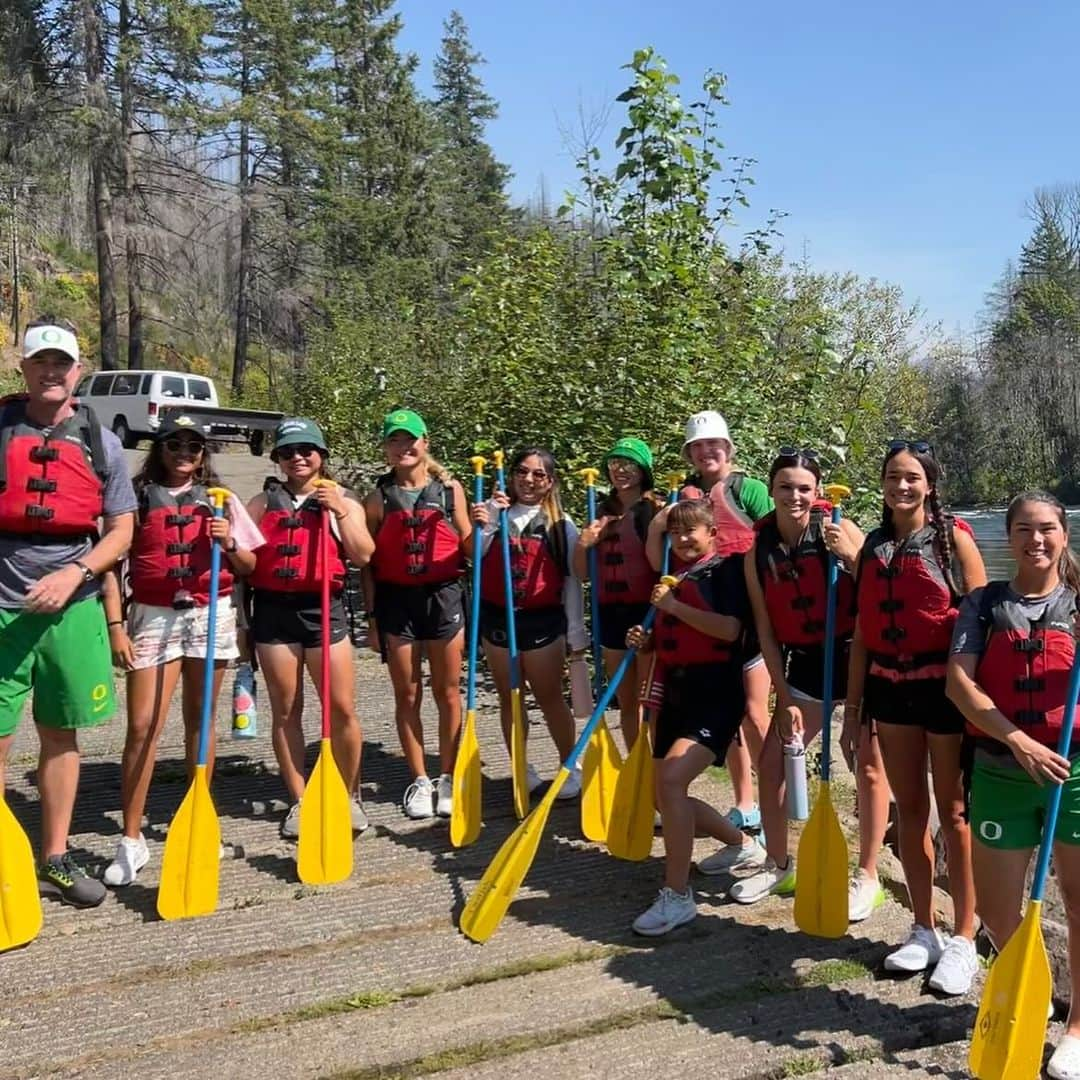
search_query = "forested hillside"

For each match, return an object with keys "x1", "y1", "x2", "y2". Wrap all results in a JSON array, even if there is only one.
[{"x1": 1, "y1": 2, "x2": 1076, "y2": 503}]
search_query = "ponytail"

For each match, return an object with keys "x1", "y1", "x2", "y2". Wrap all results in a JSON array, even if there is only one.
[{"x1": 927, "y1": 485, "x2": 962, "y2": 597}]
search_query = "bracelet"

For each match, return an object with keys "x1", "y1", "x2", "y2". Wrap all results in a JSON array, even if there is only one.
[{"x1": 107, "y1": 620, "x2": 123, "y2": 628}]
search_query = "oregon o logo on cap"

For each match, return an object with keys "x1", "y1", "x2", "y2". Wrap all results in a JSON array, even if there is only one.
[
  {"x1": 394, "y1": 412, "x2": 409, "y2": 422},
  {"x1": 42, "y1": 329, "x2": 61, "y2": 343}
]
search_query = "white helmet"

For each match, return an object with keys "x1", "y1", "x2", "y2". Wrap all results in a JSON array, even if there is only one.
[{"x1": 682, "y1": 410, "x2": 733, "y2": 456}]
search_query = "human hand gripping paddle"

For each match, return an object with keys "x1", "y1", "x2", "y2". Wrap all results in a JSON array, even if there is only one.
[
  {"x1": 493, "y1": 451, "x2": 529, "y2": 821},
  {"x1": 297, "y1": 481, "x2": 353, "y2": 886},
  {"x1": 157, "y1": 487, "x2": 229, "y2": 921},
  {"x1": 460, "y1": 588, "x2": 670, "y2": 943},
  {"x1": 793, "y1": 483, "x2": 851, "y2": 939},
  {"x1": 968, "y1": 657, "x2": 1080, "y2": 1080},
  {"x1": 606, "y1": 477, "x2": 682, "y2": 861},
  {"x1": 451, "y1": 456, "x2": 487, "y2": 848},
  {"x1": 580, "y1": 466, "x2": 623, "y2": 844}
]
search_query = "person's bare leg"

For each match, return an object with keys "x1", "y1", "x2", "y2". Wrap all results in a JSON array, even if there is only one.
[
  {"x1": 428, "y1": 631, "x2": 465, "y2": 775},
  {"x1": 383, "y1": 637, "x2": 426, "y2": 779},
  {"x1": 37, "y1": 725, "x2": 80, "y2": 859},
  {"x1": 257, "y1": 641, "x2": 307, "y2": 802}
]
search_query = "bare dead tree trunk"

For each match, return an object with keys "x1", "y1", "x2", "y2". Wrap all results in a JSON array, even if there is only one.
[
  {"x1": 118, "y1": 0, "x2": 143, "y2": 370},
  {"x1": 9, "y1": 183, "x2": 20, "y2": 333},
  {"x1": 231, "y1": 14, "x2": 251, "y2": 396}
]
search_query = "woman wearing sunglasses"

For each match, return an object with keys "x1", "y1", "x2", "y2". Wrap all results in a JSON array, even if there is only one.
[
  {"x1": 646, "y1": 411, "x2": 774, "y2": 850},
  {"x1": 101, "y1": 415, "x2": 264, "y2": 886},
  {"x1": 846, "y1": 439, "x2": 986, "y2": 993},
  {"x1": 247, "y1": 417, "x2": 374, "y2": 840},
  {"x1": 362, "y1": 410, "x2": 472, "y2": 820},
  {"x1": 724, "y1": 448, "x2": 890, "y2": 916},
  {"x1": 472, "y1": 448, "x2": 589, "y2": 797}
]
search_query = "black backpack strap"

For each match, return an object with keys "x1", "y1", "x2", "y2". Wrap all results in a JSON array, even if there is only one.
[
  {"x1": 78, "y1": 404, "x2": 108, "y2": 483},
  {"x1": 0, "y1": 401, "x2": 18, "y2": 493},
  {"x1": 728, "y1": 472, "x2": 744, "y2": 504},
  {"x1": 631, "y1": 497, "x2": 656, "y2": 544}
]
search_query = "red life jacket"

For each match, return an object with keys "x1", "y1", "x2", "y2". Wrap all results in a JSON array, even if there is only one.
[
  {"x1": 856, "y1": 523, "x2": 961, "y2": 666},
  {"x1": 369, "y1": 473, "x2": 463, "y2": 586},
  {"x1": 250, "y1": 480, "x2": 345, "y2": 594},
  {"x1": 130, "y1": 483, "x2": 233, "y2": 606},
  {"x1": 598, "y1": 501, "x2": 657, "y2": 605},
  {"x1": 0, "y1": 395, "x2": 106, "y2": 538},
  {"x1": 753, "y1": 503, "x2": 855, "y2": 647},
  {"x1": 680, "y1": 472, "x2": 756, "y2": 558},
  {"x1": 480, "y1": 511, "x2": 568, "y2": 611},
  {"x1": 655, "y1": 555, "x2": 739, "y2": 667},
  {"x1": 971, "y1": 583, "x2": 1078, "y2": 747}
]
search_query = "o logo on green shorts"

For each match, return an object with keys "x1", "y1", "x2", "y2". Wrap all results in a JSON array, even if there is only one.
[{"x1": 979, "y1": 820, "x2": 1003, "y2": 842}]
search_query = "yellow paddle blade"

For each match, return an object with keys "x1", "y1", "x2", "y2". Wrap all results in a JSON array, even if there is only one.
[
  {"x1": 460, "y1": 768, "x2": 568, "y2": 943},
  {"x1": 0, "y1": 795, "x2": 42, "y2": 952},
  {"x1": 969, "y1": 900, "x2": 1051, "y2": 1080},
  {"x1": 606, "y1": 725, "x2": 655, "y2": 861},
  {"x1": 157, "y1": 766, "x2": 220, "y2": 921},
  {"x1": 297, "y1": 739, "x2": 353, "y2": 886},
  {"x1": 510, "y1": 690, "x2": 529, "y2": 821},
  {"x1": 581, "y1": 723, "x2": 623, "y2": 843},
  {"x1": 793, "y1": 780, "x2": 848, "y2": 938},
  {"x1": 451, "y1": 709, "x2": 482, "y2": 848}
]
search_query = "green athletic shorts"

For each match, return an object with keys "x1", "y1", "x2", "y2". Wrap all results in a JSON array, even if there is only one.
[
  {"x1": 0, "y1": 597, "x2": 116, "y2": 737},
  {"x1": 970, "y1": 756, "x2": 1080, "y2": 849}
]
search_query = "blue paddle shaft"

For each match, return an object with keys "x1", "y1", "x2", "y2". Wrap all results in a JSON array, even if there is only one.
[
  {"x1": 197, "y1": 501, "x2": 225, "y2": 768},
  {"x1": 819, "y1": 506, "x2": 842, "y2": 782},
  {"x1": 495, "y1": 462, "x2": 521, "y2": 690},
  {"x1": 585, "y1": 481, "x2": 603, "y2": 694},
  {"x1": 466, "y1": 471, "x2": 485, "y2": 714},
  {"x1": 1031, "y1": 655, "x2": 1080, "y2": 902}
]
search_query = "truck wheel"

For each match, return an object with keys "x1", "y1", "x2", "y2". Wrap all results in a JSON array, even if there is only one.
[
  {"x1": 249, "y1": 431, "x2": 265, "y2": 456},
  {"x1": 113, "y1": 417, "x2": 137, "y2": 450}
]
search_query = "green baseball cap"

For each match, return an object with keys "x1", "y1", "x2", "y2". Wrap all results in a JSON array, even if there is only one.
[
  {"x1": 273, "y1": 416, "x2": 328, "y2": 456},
  {"x1": 603, "y1": 437, "x2": 654, "y2": 488},
  {"x1": 382, "y1": 408, "x2": 427, "y2": 440}
]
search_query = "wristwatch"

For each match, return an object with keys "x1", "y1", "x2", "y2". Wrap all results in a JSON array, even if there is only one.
[
  {"x1": 74, "y1": 560, "x2": 95, "y2": 584},
  {"x1": 225, "y1": 538, "x2": 238, "y2": 554}
]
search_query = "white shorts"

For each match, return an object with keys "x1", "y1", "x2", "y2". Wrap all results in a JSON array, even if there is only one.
[
  {"x1": 742, "y1": 653, "x2": 765, "y2": 673},
  {"x1": 128, "y1": 600, "x2": 240, "y2": 670}
]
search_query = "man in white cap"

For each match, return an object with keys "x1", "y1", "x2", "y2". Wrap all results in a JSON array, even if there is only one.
[{"x1": 0, "y1": 317, "x2": 136, "y2": 908}]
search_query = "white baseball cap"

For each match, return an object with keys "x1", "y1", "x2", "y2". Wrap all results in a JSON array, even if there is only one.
[
  {"x1": 23, "y1": 323, "x2": 80, "y2": 364},
  {"x1": 682, "y1": 410, "x2": 733, "y2": 455}
]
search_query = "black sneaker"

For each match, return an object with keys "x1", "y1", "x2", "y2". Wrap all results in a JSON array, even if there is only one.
[{"x1": 38, "y1": 853, "x2": 107, "y2": 908}]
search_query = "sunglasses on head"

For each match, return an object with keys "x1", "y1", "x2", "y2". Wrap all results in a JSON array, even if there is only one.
[
  {"x1": 887, "y1": 439, "x2": 933, "y2": 456},
  {"x1": 277, "y1": 444, "x2": 319, "y2": 460},
  {"x1": 776, "y1": 446, "x2": 819, "y2": 461},
  {"x1": 164, "y1": 438, "x2": 204, "y2": 454}
]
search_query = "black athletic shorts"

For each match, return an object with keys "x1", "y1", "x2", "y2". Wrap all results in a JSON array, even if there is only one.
[
  {"x1": 373, "y1": 579, "x2": 465, "y2": 643},
  {"x1": 783, "y1": 640, "x2": 851, "y2": 702},
  {"x1": 652, "y1": 663, "x2": 745, "y2": 761},
  {"x1": 251, "y1": 590, "x2": 349, "y2": 649},
  {"x1": 598, "y1": 601, "x2": 651, "y2": 651},
  {"x1": 480, "y1": 602, "x2": 567, "y2": 652},
  {"x1": 864, "y1": 669, "x2": 964, "y2": 735}
]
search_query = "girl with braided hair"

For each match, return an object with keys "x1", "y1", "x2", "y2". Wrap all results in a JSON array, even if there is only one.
[{"x1": 845, "y1": 441, "x2": 986, "y2": 994}]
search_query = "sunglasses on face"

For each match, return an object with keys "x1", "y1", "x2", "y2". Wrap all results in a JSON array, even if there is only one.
[
  {"x1": 513, "y1": 467, "x2": 550, "y2": 482},
  {"x1": 887, "y1": 439, "x2": 933, "y2": 457},
  {"x1": 607, "y1": 459, "x2": 640, "y2": 473},
  {"x1": 776, "y1": 446, "x2": 819, "y2": 461},
  {"x1": 164, "y1": 439, "x2": 204, "y2": 454},
  {"x1": 277, "y1": 444, "x2": 318, "y2": 460}
]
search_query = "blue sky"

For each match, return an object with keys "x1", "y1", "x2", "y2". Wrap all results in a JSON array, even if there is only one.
[{"x1": 398, "y1": 1, "x2": 1080, "y2": 338}]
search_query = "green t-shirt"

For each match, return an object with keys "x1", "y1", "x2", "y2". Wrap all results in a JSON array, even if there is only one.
[{"x1": 689, "y1": 473, "x2": 773, "y2": 522}]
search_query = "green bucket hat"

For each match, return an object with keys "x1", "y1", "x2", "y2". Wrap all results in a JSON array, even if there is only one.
[
  {"x1": 273, "y1": 417, "x2": 328, "y2": 457},
  {"x1": 603, "y1": 437, "x2": 654, "y2": 489},
  {"x1": 382, "y1": 408, "x2": 427, "y2": 440}
]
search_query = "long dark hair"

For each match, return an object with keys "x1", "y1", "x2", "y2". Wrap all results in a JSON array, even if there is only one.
[
  {"x1": 509, "y1": 447, "x2": 563, "y2": 524},
  {"x1": 767, "y1": 451, "x2": 822, "y2": 491},
  {"x1": 1005, "y1": 491, "x2": 1080, "y2": 595},
  {"x1": 880, "y1": 444, "x2": 959, "y2": 595},
  {"x1": 133, "y1": 438, "x2": 221, "y2": 498}
]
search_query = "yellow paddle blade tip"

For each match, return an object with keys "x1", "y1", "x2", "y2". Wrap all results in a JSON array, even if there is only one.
[
  {"x1": 579, "y1": 468, "x2": 600, "y2": 483},
  {"x1": 470, "y1": 455, "x2": 487, "y2": 473},
  {"x1": 824, "y1": 483, "x2": 851, "y2": 503}
]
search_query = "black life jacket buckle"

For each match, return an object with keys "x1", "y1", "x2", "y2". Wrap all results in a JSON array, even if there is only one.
[
  {"x1": 277, "y1": 543, "x2": 302, "y2": 556},
  {"x1": 275, "y1": 567, "x2": 299, "y2": 578},
  {"x1": 166, "y1": 542, "x2": 195, "y2": 555},
  {"x1": 405, "y1": 541, "x2": 426, "y2": 554},
  {"x1": 1016, "y1": 708, "x2": 1046, "y2": 725},
  {"x1": 802, "y1": 619, "x2": 825, "y2": 635},
  {"x1": 167, "y1": 566, "x2": 193, "y2": 579},
  {"x1": 603, "y1": 553, "x2": 624, "y2": 566},
  {"x1": 165, "y1": 514, "x2": 195, "y2": 527},
  {"x1": 406, "y1": 563, "x2": 428, "y2": 576},
  {"x1": 403, "y1": 515, "x2": 424, "y2": 528},
  {"x1": 172, "y1": 592, "x2": 196, "y2": 611},
  {"x1": 29, "y1": 446, "x2": 59, "y2": 464},
  {"x1": 25, "y1": 504, "x2": 54, "y2": 520},
  {"x1": 879, "y1": 598, "x2": 904, "y2": 613},
  {"x1": 281, "y1": 516, "x2": 305, "y2": 529},
  {"x1": 791, "y1": 595, "x2": 815, "y2": 611},
  {"x1": 27, "y1": 477, "x2": 57, "y2": 493},
  {"x1": 1014, "y1": 637, "x2": 1045, "y2": 653},
  {"x1": 1015, "y1": 677, "x2": 1046, "y2": 692},
  {"x1": 881, "y1": 626, "x2": 907, "y2": 643}
]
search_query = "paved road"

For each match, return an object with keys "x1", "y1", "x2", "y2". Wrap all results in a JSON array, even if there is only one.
[{"x1": 0, "y1": 450, "x2": 1065, "y2": 1079}]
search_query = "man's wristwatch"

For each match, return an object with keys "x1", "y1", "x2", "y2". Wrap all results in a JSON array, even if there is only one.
[
  {"x1": 225, "y1": 538, "x2": 238, "y2": 554},
  {"x1": 74, "y1": 560, "x2": 95, "y2": 584}
]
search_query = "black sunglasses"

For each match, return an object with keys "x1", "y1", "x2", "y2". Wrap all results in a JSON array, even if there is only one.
[
  {"x1": 164, "y1": 438, "x2": 205, "y2": 454},
  {"x1": 887, "y1": 439, "x2": 933, "y2": 456},
  {"x1": 776, "y1": 446, "x2": 819, "y2": 461},
  {"x1": 277, "y1": 444, "x2": 319, "y2": 459}
]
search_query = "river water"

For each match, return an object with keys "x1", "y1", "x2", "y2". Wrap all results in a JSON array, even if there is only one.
[{"x1": 960, "y1": 507, "x2": 1080, "y2": 579}]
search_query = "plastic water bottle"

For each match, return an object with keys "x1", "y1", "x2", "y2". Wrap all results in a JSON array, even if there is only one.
[
  {"x1": 231, "y1": 662, "x2": 258, "y2": 740},
  {"x1": 784, "y1": 734, "x2": 809, "y2": 821},
  {"x1": 569, "y1": 657, "x2": 593, "y2": 719}
]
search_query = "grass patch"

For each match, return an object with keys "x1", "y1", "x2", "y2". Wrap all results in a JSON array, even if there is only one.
[
  {"x1": 705, "y1": 765, "x2": 730, "y2": 783},
  {"x1": 345, "y1": 990, "x2": 402, "y2": 1010},
  {"x1": 798, "y1": 958, "x2": 871, "y2": 988},
  {"x1": 775, "y1": 1054, "x2": 825, "y2": 1078}
]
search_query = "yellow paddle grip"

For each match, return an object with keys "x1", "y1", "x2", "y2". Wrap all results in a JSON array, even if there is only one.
[
  {"x1": 492, "y1": 449, "x2": 504, "y2": 469},
  {"x1": 824, "y1": 483, "x2": 851, "y2": 504},
  {"x1": 663, "y1": 472, "x2": 684, "y2": 490},
  {"x1": 206, "y1": 487, "x2": 231, "y2": 509},
  {"x1": 660, "y1": 575, "x2": 678, "y2": 587},
  {"x1": 470, "y1": 455, "x2": 487, "y2": 475},
  {"x1": 313, "y1": 478, "x2": 337, "y2": 489},
  {"x1": 579, "y1": 467, "x2": 599, "y2": 485}
]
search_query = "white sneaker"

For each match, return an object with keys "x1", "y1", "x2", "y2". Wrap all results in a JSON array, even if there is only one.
[
  {"x1": 632, "y1": 886, "x2": 697, "y2": 936},
  {"x1": 526, "y1": 764, "x2": 543, "y2": 793},
  {"x1": 848, "y1": 869, "x2": 886, "y2": 922},
  {"x1": 556, "y1": 766, "x2": 582, "y2": 800},
  {"x1": 350, "y1": 794, "x2": 370, "y2": 834},
  {"x1": 1049, "y1": 1034, "x2": 1080, "y2": 1080},
  {"x1": 103, "y1": 834, "x2": 149, "y2": 887},
  {"x1": 280, "y1": 801, "x2": 301, "y2": 840},
  {"x1": 697, "y1": 837, "x2": 767, "y2": 876},
  {"x1": 403, "y1": 776, "x2": 436, "y2": 819},
  {"x1": 884, "y1": 924, "x2": 946, "y2": 973},
  {"x1": 435, "y1": 774, "x2": 453, "y2": 817},
  {"x1": 927, "y1": 935, "x2": 979, "y2": 995},
  {"x1": 729, "y1": 857, "x2": 796, "y2": 904}
]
